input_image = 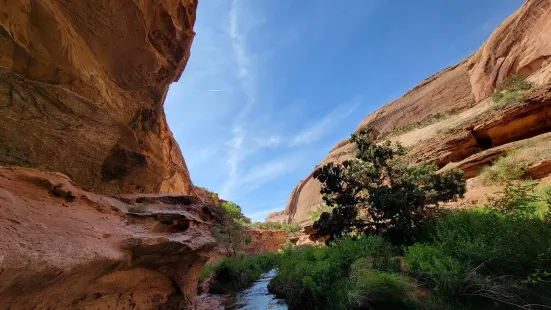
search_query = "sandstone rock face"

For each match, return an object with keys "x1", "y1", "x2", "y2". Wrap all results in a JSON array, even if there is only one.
[
  {"x1": 242, "y1": 229, "x2": 288, "y2": 254},
  {"x1": 0, "y1": 166, "x2": 217, "y2": 309},
  {"x1": 0, "y1": 0, "x2": 197, "y2": 195},
  {"x1": 274, "y1": 0, "x2": 551, "y2": 225}
]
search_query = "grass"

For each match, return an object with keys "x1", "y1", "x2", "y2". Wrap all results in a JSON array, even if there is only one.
[
  {"x1": 200, "y1": 253, "x2": 279, "y2": 293},
  {"x1": 268, "y1": 236, "x2": 403, "y2": 310},
  {"x1": 478, "y1": 139, "x2": 551, "y2": 185},
  {"x1": 491, "y1": 74, "x2": 534, "y2": 107},
  {"x1": 382, "y1": 108, "x2": 459, "y2": 139},
  {"x1": 248, "y1": 222, "x2": 301, "y2": 234},
  {"x1": 405, "y1": 207, "x2": 551, "y2": 308}
]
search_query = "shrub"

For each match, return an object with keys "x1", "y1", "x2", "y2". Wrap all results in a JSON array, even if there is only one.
[
  {"x1": 405, "y1": 244, "x2": 466, "y2": 295},
  {"x1": 406, "y1": 209, "x2": 551, "y2": 307},
  {"x1": 486, "y1": 181, "x2": 540, "y2": 217},
  {"x1": 478, "y1": 154, "x2": 527, "y2": 184},
  {"x1": 348, "y1": 262, "x2": 413, "y2": 309},
  {"x1": 497, "y1": 74, "x2": 534, "y2": 92},
  {"x1": 479, "y1": 139, "x2": 551, "y2": 184},
  {"x1": 205, "y1": 253, "x2": 279, "y2": 293},
  {"x1": 491, "y1": 75, "x2": 534, "y2": 107},
  {"x1": 269, "y1": 236, "x2": 399, "y2": 309}
]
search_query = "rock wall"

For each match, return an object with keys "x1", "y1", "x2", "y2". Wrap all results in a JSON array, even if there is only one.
[
  {"x1": 0, "y1": 0, "x2": 198, "y2": 195},
  {"x1": 273, "y1": 0, "x2": 551, "y2": 225},
  {"x1": 242, "y1": 229, "x2": 288, "y2": 254},
  {"x1": 0, "y1": 166, "x2": 217, "y2": 309}
]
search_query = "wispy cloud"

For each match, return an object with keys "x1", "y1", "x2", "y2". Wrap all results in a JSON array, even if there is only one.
[
  {"x1": 207, "y1": 89, "x2": 223, "y2": 92},
  {"x1": 289, "y1": 97, "x2": 361, "y2": 146},
  {"x1": 256, "y1": 135, "x2": 282, "y2": 148},
  {"x1": 229, "y1": 156, "x2": 300, "y2": 199},
  {"x1": 247, "y1": 206, "x2": 286, "y2": 222},
  {"x1": 221, "y1": 0, "x2": 264, "y2": 198}
]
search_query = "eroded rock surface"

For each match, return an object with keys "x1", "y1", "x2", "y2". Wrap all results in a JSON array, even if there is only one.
[
  {"x1": 0, "y1": 166, "x2": 216, "y2": 309},
  {"x1": 273, "y1": 0, "x2": 551, "y2": 225},
  {"x1": 0, "y1": 0, "x2": 198, "y2": 195}
]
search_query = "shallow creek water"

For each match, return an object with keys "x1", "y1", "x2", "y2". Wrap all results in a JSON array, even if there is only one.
[{"x1": 225, "y1": 269, "x2": 287, "y2": 310}]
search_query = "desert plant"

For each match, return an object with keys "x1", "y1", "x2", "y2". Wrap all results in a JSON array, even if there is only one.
[
  {"x1": 127, "y1": 204, "x2": 148, "y2": 213},
  {"x1": 312, "y1": 127, "x2": 466, "y2": 245},
  {"x1": 486, "y1": 181, "x2": 540, "y2": 217},
  {"x1": 212, "y1": 201, "x2": 252, "y2": 257},
  {"x1": 497, "y1": 74, "x2": 535, "y2": 92},
  {"x1": 491, "y1": 74, "x2": 534, "y2": 107}
]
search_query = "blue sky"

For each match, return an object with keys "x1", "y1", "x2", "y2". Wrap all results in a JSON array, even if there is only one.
[{"x1": 165, "y1": 0, "x2": 523, "y2": 222}]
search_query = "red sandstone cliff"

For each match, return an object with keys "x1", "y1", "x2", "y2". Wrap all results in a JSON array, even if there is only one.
[
  {"x1": 0, "y1": 1, "x2": 218, "y2": 308},
  {"x1": 0, "y1": 0, "x2": 197, "y2": 195},
  {"x1": 269, "y1": 0, "x2": 551, "y2": 225},
  {"x1": 0, "y1": 166, "x2": 217, "y2": 309}
]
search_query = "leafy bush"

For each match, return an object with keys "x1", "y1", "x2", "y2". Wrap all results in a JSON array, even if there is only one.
[
  {"x1": 405, "y1": 244, "x2": 466, "y2": 295},
  {"x1": 205, "y1": 253, "x2": 279, "y2": 293},
  {"x1": 348, "y1": 262, "x2": 413, "y2": 309},
  {"x1": 268, "y1": 236, "x2": 400, "y2": 309},
  {"x1": 213, "y1": 201, "x2": 252, "y2": 257},
  {"x1": 406, "y1": 209, "x2": 551, "y2": 307},
  {"x1": 485, "y1": 181, "x2": 540, "y2": 217}
]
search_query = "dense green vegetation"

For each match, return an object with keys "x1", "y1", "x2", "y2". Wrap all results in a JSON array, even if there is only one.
[
  {"x1": 200, "y1": 253, "x2": 279, "y2": 293},
  {"x1": 199, "y1": 126, "x2": 551, "y2": 309},
  {"x1": 312, "y1": 127, "x2": 466, "y2": 245},
  {"x1": 266, "y1": 200, "x2": 551, "y2": 309}
]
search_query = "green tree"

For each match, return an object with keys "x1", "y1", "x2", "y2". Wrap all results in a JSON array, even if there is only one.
[
  {"x1": 312, "y1": 127, "x2": 466, "y2": 244},
  {"x1": 213, "y1": 201, "x2": 252, "y2": 257}
]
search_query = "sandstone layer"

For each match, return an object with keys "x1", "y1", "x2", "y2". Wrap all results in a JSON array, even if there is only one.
[
  {"x1": 0, "y1": 0, "x2": 198, "y2": 195},
  {"x1": 270, "y1": 0, "x2": 551, "y2": 225},
  {"x1": 0, "y1": 166, "x2": 217, "y2": 309}
]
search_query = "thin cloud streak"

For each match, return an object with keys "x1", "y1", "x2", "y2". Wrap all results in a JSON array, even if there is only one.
[{"x1": 289, "y1": 97, "x2": 361, "y2": 146}]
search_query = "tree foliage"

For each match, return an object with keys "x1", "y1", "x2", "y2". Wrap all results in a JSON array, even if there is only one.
[
  {"x1": 212, "y1": 201, "x2": 252, "y2": 257},
  {"x1": 312, "y1": 127, "x2": 466, "y2": 244}
]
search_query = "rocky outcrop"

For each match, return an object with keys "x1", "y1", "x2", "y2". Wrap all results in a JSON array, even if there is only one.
[
  {"x1": 242, "y1": 230, "x2": 288, "y2": 254},
  {"x1": 0, "y1": 166, "x2": 217, "y2": 309},
  {"x1": 411, "y1": 82, "x2": 551, "y2": 169},
  {"x1": 0, "y1": 0, "x2": 198, "y2": 195},
  {"x1": 273, "y1": 0, "x2": 551, "y2": 225}
]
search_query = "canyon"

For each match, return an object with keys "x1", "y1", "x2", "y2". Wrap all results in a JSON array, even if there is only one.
[
  {"x1": 1, "y1": 0, "x2": 551, "y2": 308},
  {"x1": 0, "y1": 0, "x2": 286, "y2": 309},
  {"x1": 268, "y1": 0, "x2": 551, "y2": 227}
]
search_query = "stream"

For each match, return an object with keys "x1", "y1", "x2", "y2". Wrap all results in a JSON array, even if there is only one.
[{"x1": 226, "y1": 270, "x2": 287, "y2": 310}]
